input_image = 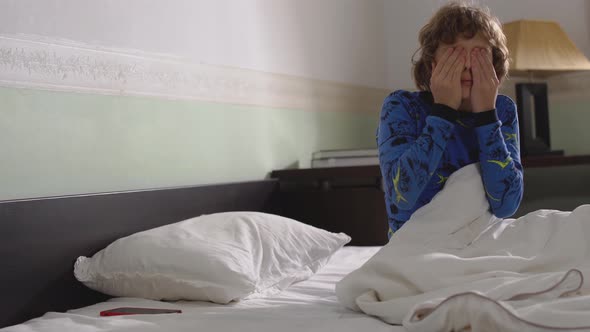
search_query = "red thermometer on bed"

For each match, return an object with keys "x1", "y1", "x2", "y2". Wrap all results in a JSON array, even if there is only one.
[{"x1": 100, "y1": 307, "x2": 182, "y2": 316}]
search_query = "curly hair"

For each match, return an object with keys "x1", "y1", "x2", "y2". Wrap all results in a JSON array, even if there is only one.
[{"x1": 412, "y1": 2, "x2": 509, "y2": 91}]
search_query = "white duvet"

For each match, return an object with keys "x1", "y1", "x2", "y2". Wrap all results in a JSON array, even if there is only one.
[{"x1": 336, "y1": 163, "x2": 590, "y2": 332}]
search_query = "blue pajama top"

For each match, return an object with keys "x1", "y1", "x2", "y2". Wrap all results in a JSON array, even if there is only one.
[{"x1": 377, "y1": 90, "x2": 524, "y2": 238}]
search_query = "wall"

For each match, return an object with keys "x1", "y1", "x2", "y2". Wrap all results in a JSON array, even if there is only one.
[
  {"x1": 0, "y1": 0, "x2": 388, "y2": 200},
  {"x1": 2, "y1": 0, "x2": 590, "y2": 201},
  {"x1": 1, "y1": 86, "x2": 377, "y2": 200},
  {"x1": 0, "y1": 0, "x2": 388, "y2": 89}
]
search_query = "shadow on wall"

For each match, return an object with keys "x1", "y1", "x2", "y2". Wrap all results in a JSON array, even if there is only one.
[{"x1": 255, "y1": 0, "x2": 387, "y2": 168}]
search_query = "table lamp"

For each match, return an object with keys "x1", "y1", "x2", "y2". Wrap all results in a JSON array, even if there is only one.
[{"x1": 502, "y1": 20, "x2": 590, "y2": 156}]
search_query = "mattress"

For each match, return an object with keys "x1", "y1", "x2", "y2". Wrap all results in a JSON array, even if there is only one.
[{"x1": 3, "y1": 246, "x2": 405, "y2": 332}]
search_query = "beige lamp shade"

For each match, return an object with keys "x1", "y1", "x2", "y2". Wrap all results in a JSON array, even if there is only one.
[{"x1": 503, "y1": 20, "x2": 590, "y2": 77}]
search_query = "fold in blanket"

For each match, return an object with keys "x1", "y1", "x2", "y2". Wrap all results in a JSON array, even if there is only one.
[{"x1": 336, "y1": 163, "x2": 590, "y2": 332}]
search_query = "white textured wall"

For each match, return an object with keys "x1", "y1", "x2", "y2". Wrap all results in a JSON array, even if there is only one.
[
  {"x1": 0, "y1": 0, "x2": 388, "y2": 89},
  {"x1": 2, "y1": 0, "x2": 588, "y2": 90}
]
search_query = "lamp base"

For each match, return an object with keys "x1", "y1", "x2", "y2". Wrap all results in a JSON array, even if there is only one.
[{"x1": 515, "y1": 83, "x2": 552, "y2": 157}]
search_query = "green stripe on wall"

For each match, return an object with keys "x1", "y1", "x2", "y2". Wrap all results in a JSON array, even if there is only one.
[{"x1": 1, "y1": 87, "x2": 379, "y2": 200}]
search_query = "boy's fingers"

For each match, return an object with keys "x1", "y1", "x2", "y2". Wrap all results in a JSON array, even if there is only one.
[
  {"x1": 471, "y1": 50, "x2": 481, "y2": 83},
  {"x1": 440, "y1": 47, "x2": 462, "y2": 79},
  {"x1": 451, "y1": 49, "x2": 466, "y2": 81},
  {"x1": 451, "y1": 48, "x2": 466, "y2": 80},
  {"x1": 480, "y1": 49, "x2": 498, "y2": 82},
  {"x1": 432, "y1": 48, "x2": 452, "y2": 77}
]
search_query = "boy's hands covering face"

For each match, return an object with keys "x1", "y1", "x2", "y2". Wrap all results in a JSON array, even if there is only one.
[
  {"x1": 470, "y1": 48, "x2": 499, "y2": 113},
  {"x1": 430, "y1": 47, "x2": 465, "y2": 110}
]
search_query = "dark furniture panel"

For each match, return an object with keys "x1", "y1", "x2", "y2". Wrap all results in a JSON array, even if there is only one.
[
  {"x1": 276, "y1": 186, "x2": 388, "y2": 246},
  {"x1": 271, "y1": 167, "x2": 388, "y2": 246}
]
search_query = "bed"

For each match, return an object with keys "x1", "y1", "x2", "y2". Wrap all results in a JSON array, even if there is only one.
[
  {"x1": 3, "y1": 246, "x2": 401, "y2": 332},
  {"x1": 0, "y1": 179, "x2": 392, "y2": 331},
  {"x1": 5, "y1": 168, "x2": 590, "y2": 332}
]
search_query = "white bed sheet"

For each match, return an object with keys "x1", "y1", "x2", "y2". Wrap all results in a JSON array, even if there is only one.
[{"x1": 3, "y1": 246, "x2": 404, "y2": 332}]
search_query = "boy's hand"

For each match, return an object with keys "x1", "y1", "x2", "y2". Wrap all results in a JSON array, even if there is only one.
[
  {"x1": 471, "y1": 48, "x2": 499, "y2": 113},
  {"x1": 430, "y1": 47, "x2": 466, "y2": 110}
]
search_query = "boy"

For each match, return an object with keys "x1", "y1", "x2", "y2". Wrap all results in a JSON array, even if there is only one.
[{"x1": 378, "y1": 2, "x2": 523, "y2": 238}]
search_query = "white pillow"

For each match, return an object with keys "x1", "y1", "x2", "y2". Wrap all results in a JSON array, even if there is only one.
[{"x1": 74, "y1": 211, "x2": 350, "y2": 303}]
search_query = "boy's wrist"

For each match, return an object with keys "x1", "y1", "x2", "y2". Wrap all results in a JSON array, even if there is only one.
[
  {"x1": 431, "y1": 103, "x2": 459, "y2": 122},
  {"x1": 473, "y1": 109, "x2": 499, "y2": 127}
]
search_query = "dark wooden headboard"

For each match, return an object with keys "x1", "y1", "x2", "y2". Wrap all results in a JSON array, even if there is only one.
[{"x1": 0, "y1": 180, "x2": 278, "y2": 328}]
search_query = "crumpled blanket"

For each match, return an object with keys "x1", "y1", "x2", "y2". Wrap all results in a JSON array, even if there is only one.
[{"x1": 336, "y1": 163, "x2": 590, "y2": 331}]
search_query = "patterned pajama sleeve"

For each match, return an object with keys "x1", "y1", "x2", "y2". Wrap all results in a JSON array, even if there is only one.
[
  {"x1": 377, "y1": 92, "x2": 456, "y2": 211},
  {"x1": 475, "y1": 96, "x2": 524, "y2": 218}
]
